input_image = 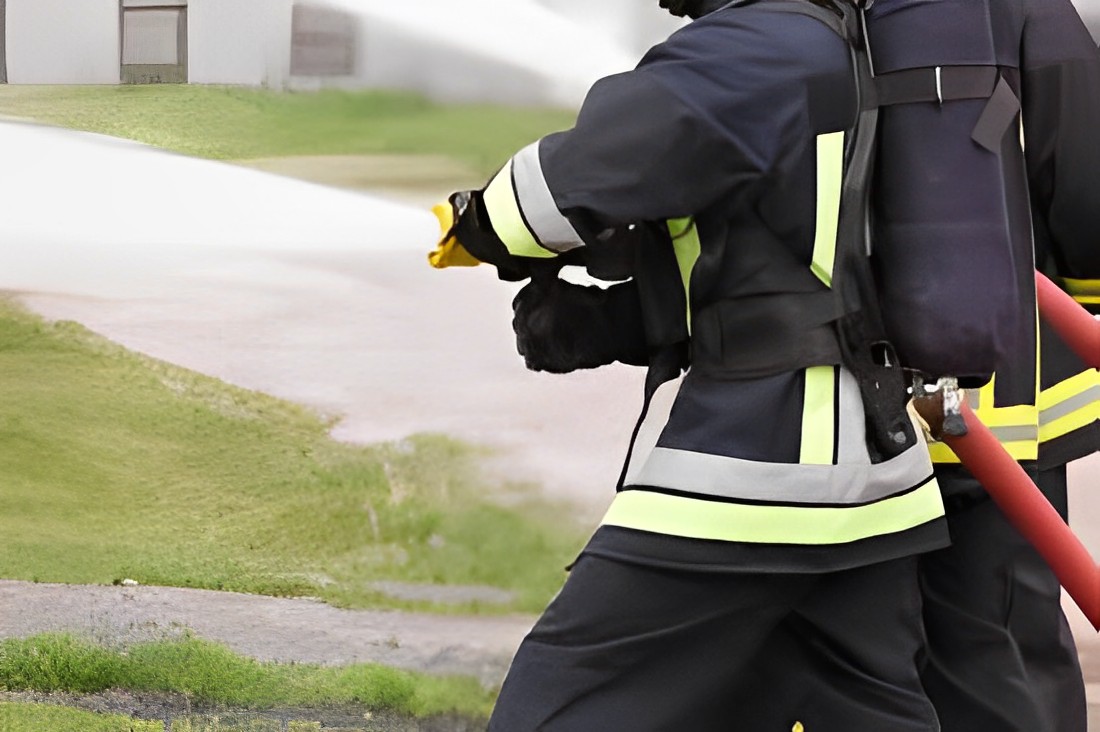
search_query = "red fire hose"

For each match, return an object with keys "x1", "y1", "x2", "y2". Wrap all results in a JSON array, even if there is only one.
[
  {"x1": 941, "y1": 405, "x2": 1100, "y2": 629},
  {"x1": 1035, "y1": 272, "x2": 1100, "y2": 367},
  {"x1": 933, "y1": 272, "x2": 1100, "y2": 629}
]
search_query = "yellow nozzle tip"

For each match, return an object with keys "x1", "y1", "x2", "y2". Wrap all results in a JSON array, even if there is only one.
[{"x1": 431, "y1": 201, "x2": 455, "y2": 233}]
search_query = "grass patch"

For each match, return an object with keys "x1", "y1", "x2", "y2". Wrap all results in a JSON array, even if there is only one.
[
  {"x1": 0, "y1": 702, "x2": 163, "y2": 732},
  {"x1": 0, "y1": 299, "x2": 585, "y2": 613},
  {"x1": 0, "y1": 85, "x2": 575, "y2": 176},
  {"x1": 0, "y1": 634, "x2": 494, "y2": 719}
]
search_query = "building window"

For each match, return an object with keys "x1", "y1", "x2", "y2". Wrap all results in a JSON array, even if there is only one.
[{"x1": 290, "y1": 4, "x2": 355, "y2": 77}]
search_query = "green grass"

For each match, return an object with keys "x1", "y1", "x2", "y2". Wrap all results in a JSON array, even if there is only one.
[
  {"x1": 0, "y1": 85, "x2": 576, "y2": 175},
  {"x1": 0, "y1": 703, "x2": 163, "y2": 732},
  {"x1": 0, "y1": 634, "x2": 494, "y2": 719},
  {"x1": 0, "y1": 299, "x2": 585, "y2": 613}
]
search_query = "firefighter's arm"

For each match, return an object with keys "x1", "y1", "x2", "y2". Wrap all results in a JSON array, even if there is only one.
[{"x1": 432, "y1": 14, "x2": 788, "y2": 277}]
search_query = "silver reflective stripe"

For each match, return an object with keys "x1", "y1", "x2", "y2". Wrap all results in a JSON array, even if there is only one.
[
  {"x1": 512, "y1": 141, "x2": 586, "y2": 253},
  {"x1": 835, "y1": 368, "x2": 867, "y2": 464},
  {"x1": 627, "y1": 439, "x2": 932, "y2": 505},
  {"x1": 967, "y1": 388, "x2": 981, "y2": 410},
  {"x1": 1040, "y1": 385, "x2": 1100, "y2": 425},
  {"x1": 626, "y1": 366, "x2": 934, "y2": 505},
  {"x1": 622, "y1": 376, "x2": 684, "y2": 487},
  {"x1": 988, "y1": 425, "x2": 1039, "y2": 443}
]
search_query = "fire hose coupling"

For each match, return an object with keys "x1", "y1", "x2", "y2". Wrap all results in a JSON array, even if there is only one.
[
  {"x1": 911, "y1": 374, "x2": 969, "y2": 440},
  {"x1": 938, "y1": 376, "x2": 968, "y2": 436}
]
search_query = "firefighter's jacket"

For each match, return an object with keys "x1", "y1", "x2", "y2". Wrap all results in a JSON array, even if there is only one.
[
  {"x1": 922, "y1": 0, "x2": 1100, "y2": 473},
  {"x1": 464, "y1": 0, "x2": 953, "y2": 572}
]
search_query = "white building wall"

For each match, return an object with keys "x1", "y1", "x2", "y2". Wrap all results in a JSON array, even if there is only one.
[
  {"x1": 188, "y1": 0, "x2": 293, "y2": 87},
  {"x1": 303, "y1": 0, "x2": 637, "y2": 108},
  {"x1": 535, "y1": 0, "x2": 685, "y2": 59},
  {"x1": 6, "y1": 0, "x2": 120, "y2": 84},
  {"x1": 351, "y1": 16, "x2": 555, "y2": 107}
]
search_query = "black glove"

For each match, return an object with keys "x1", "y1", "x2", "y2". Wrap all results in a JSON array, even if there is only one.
[{"x1": 512, "y1": 274, "x2": 649, "y2": 373}]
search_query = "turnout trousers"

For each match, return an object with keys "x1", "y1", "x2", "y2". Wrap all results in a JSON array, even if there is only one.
[
  {"x1": 918, "y1": 465, "x2": 1087, "y2": 732},
  {"x1": 488, "y1": 552, "x2": 939, "y2": 732}
]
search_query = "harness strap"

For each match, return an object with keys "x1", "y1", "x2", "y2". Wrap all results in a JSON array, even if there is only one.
[
  {"x1": 830, "y1": 2, "x2": 918, "y2": 461},
  {"x1": 972, "y1": 76, "x2": 1022, "y2": 152},
  {"x1": 872, "y1": 65, "x2": 998, "y2": 107},
  {"x1": 871, "y1": 64, "x2": 1021, "y2": 153}
]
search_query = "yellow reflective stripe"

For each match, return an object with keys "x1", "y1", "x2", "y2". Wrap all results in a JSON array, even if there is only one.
[
  {"x1": 667, "y1": 217, "x2": 693, "y2": 238},
  {"x1": 975, "y1": 403, "x2": 1036, "y2": 428},
  {"x1": 800, "y1": 366, "x2": 836, "y2": 465},
  {"x1": 1062, "y1": 278, "x2": 1100, "y2": 299},
  {"x1": 600, "y1": 479, "x2": 944, "y2": 545},
  {"x1": 1061, "y1": 278, "x2": 1100, "y2": 304},
  {"x1": 1001, "y1": 440, "x2": 1038, "y2": 460},
  {"x1": 927, "y1": 442, "x2": 959, "y2": 463},
  {"x1": 811, "y1": 131, "x2": 844, "y2": 287},
  {"x1": 928, "y1": 439, "x2": 1037, "y2": 463},
  {"x1": 930, "y1": 379, "x2": 1039, "y2": 462},
  {"x1": 966, "y1": 378, "x2": 1038, "y2": 427},
  {"x1": 667, "y1": 217, "x2": 701, "y2": 333},
  {"x1": 1041, "y1": 409, "x2": 1095, "y2": 442},
  {"x1": 1039, "y1": 370, "x2": 1100, "y2": 442},
  {"x1": 482, "y1": 161, "x2": 557, "y2": 260},
  {"x1": 1039, "y1": 369, "x2": 1097, "y2": 409}
]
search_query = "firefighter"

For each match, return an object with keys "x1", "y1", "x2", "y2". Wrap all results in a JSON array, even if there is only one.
[
  {"x1": 914, "y1": 1, "x2": 1100, "y2": 728},
  {"x1": 431, "y1": 0, "x2": 949, "y2": 728},
  {"x1": 713, "y1": 2, "x2": 1100, "y2": 729},
  {"x1": 918, "y1": 341, "x2": 1095, "y2": 732}
]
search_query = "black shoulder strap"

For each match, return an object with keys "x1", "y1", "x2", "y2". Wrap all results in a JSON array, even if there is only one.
[
  {"x1": 832, "y1": 2, "x2": 919, "y2": 460},
  {"x1": 730, "y1": 0, "x2": 918, "y2": 460}
]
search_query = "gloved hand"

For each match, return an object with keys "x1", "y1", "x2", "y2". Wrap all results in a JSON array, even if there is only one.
[{"x1": 512, "y1": 273, "x2": 648, "y2": 373}]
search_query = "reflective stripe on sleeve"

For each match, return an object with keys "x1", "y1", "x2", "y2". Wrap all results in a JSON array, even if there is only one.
[
  {"x1": 1062, "y1": 277, "x2": 1100, "y2": 306},
  {"x1": 482, "y1": 142, "x2": 585, "y2": 259},
  {"x1": 483, "y1": 159, "x2": 558, "y2": 259},
  {"x1": 511, "y1": 142, "x2": 586, "y2": 253},
  {"x1": 1039, "y1": 371, "x2": 1100, "y2": 443},
  {"x1": 601, "y1": 475, "x2": 943, "y2": 545}
]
